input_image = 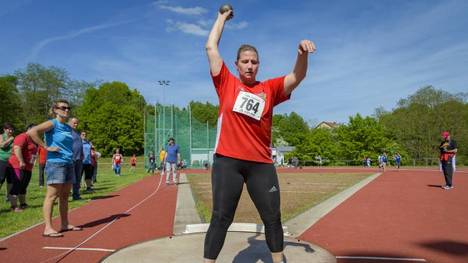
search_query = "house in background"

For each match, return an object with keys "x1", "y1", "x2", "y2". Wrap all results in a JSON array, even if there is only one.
[{"x1": 315, "y1": 121, "x2": 340, "y2": 129}]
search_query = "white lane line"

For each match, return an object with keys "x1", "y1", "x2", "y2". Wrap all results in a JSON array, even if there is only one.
[
  {"x1": 43, "y1": 247, "x2": 115, "y2": 252},
  {"x1": 336, "y1": 256, "x2": 426, "y2": 262},
  {"x1": 40, "y1": 174, "x2": 165, "y2": 263}
]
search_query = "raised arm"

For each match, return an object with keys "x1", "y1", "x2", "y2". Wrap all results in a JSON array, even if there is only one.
[
  {"x1": 284, "y1": 40, "x2": 316, "y2": 96},
  {"x1": 205, "y1": 9, "x2": 233, "y2": 76}
]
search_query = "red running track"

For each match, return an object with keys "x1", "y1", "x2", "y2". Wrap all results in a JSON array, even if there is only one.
[
  {"x1": 1, "y1": 167, "x2": 467, "y2": 262},
  {"x1": 0, "y1": 174, "x2": 177, "y2": 263},
  {"x1": 300, "y1": 168, "x2": 468, "y2": 263}
]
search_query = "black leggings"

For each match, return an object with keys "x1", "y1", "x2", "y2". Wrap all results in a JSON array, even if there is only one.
[
  {"x1": 9, "y1": 168, "x2": 32, "y2": 195},
  {"x1": 0, "y1": 160, "x2": 12, "y2": 187},
  {"x1": 441, "y1": 158, "x2": 454, "y2": 186},
  {"x1": 82, "y1": 164, "x2": 94, "y2": 180},
  {"x1": 204, "y1": 154, "x2": 283, "y2": 260}
]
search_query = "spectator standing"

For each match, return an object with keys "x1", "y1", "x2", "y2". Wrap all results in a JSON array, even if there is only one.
[
  {"x1": 90, "y1": 146, "x2": 100, "y2": 184},
  {"x1": 159, "y1": 147, "x2": 166, "y2": 173},
  {"x1": 130, "y1": 154, "x2": 137, "y2": 173},
  {"x1": 69, "y1": 117, "x2": 83, "y2": 201},
  {"x1": 37, "y1": 145, "x2": 47, "y2": 187},
  {"x1": 382, "y1": 152, "x2": 388, "y2": 171},
  {"x1": 0, "y1": 123, "x2": 15, "y2": 201},
  {"x1": 394, "y1": 153, "x2": 401, "y2": 169},
  {"x1": 147, "y1": 152, "x2": 156, "y2": 174},
  {"x1": 112, "y1": 148, "x2": 123, "y2": 176},
  {"x1": 292, "y1": 156, "x2": 299, "y2": 168},
  {"x1": 81, "y1": 131, "x2": 94, "y2": 193},
  {"x1": 164, "y1": 138, "x2": 180, "y2": 185},
  {"x1": 377, "y1": 154, "x2": 383, "y2": 169},
  {"x1": 439, "y1": 131, "x2": 458, "y2": 190},
  {"x1": 28, "y1": 99, "x2": 82, "y2": 237},
  {"x1": 8, "y1": 124, "x2": 37, "y2": 211}
]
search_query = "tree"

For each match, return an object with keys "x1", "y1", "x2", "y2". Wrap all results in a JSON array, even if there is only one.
[
  {"x1": 0, "y1": 75, "x2": 24, "y2": 129},
  {"x1": 76, "y1": 82, "x2": 146, "y2": 156},
  {"x1": 189, "y1": 101, "x2": 218, "y2": 125},
  {"x1": 294, "y1": 128, "x2": 338, "y2": 164},
  {"x1": 379, "y1": 86, "x2": 467, "y2": 165},
  {"x1": 336, "y1": 114, "x2": 404, "y2": 164},
  {"x1": 14, "y1": 64, "x2": 70, "y2": 125},
  {"x1": 272, "y1": 112, "x2": 309, "y2": 146}
]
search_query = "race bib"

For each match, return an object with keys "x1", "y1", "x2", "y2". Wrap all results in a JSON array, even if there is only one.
[{"x1": 232, "y1": 91, "x2": 265, "y2": 120}]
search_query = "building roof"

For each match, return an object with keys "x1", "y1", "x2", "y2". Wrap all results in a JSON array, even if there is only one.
[{"x1": 315, "y1": 121, "x2": 340, "y2": 129}]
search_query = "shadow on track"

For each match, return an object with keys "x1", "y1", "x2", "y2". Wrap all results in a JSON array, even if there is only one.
[{"x1": 80, "y1": 213, "x2": 130, "y2": 228}]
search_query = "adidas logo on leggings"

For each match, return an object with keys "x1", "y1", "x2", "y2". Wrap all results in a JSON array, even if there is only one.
[{"x1": 269, "y1": 186, "x2": 278, "y2": 192}]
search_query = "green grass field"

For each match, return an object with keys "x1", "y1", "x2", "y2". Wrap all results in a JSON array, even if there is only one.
[
  {"x1": 187, "y1": 172, "x2": 373, "y2": 224},
  {"x1": 0, "y1": 157, "x2": 153, "y2": 238}
]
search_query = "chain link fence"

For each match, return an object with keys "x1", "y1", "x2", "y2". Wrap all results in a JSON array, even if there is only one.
[{"x1": 144, "y1": 104, "x2": 217, "y2": 168}]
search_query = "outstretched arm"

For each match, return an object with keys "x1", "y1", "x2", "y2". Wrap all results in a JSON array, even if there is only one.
[
  {"x1": 205, "y1": 9, "x2": 233, "y2": 76},
  {"x1": 284, "y1": 40, "x2": 316, "y2": 96}
]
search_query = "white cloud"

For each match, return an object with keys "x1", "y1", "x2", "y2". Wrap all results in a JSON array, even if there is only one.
[
  {"x1": 166, "y1": 20, "x2": 209, "y2": 36},
  {"x1": 157, "y1": 4, "x2": 207, "y2": 16},
  {"x1": 196, "y1": 19, "x2": 211, "y2": 28},
  {"x1": 226, "y1": 21, "x2": 248, "y2": 30},
  {"x1": 164, "y1": 18, "x2": 247, "y2": 37},
  {"x1": 28, "y1": 19, "x2": 135, "y2": 61}
]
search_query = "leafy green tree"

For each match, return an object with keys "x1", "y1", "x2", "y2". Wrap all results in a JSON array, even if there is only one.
[
  {"x1": 76, "y1": 82, "x2": 146, "y2": 156},
  {"x1": 272, "y1": 112, "x2": 309, "y2": 146},
  {"x1": 189, "y1": 101, "x2": 218, "y2": 125},
  {"x1": 0, "y1": 75, "x2": 24, "y2": 130},
  {"x1": 336, "y1": 114, "x2": 404, "y2": 164},
  {"x1": 15, "y1": 64, "x2": 70, "y2": 125},
  {"x1": 379, "y1": 86, "x2": 467, "y2": 165},
  {"x1": 67, "y1": 80, "x2": 97, "y2": 107},
  {"x1": 294, "y1": 127, "x2": 338, "y2": 165}
]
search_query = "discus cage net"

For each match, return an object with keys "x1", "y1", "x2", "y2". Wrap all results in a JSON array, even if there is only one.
[{"x1": 144, "y1": 104, "x2": 217, "y2": 168}]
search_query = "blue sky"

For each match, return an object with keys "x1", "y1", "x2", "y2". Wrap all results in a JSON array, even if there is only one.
[{"x1": 1, "y1": 0, "x2": 467, "y2": 124}]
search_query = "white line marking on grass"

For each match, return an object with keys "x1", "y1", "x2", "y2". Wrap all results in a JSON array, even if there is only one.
[
  {"x1": 336, "y1": 256, "x2": 426, "y2": 261},
  {"x1": 40, "y1": 174, "x2": 165, "y2": 263},
  {"x1": 43, "y1": 247, "x2": 115, "y2": 252}
]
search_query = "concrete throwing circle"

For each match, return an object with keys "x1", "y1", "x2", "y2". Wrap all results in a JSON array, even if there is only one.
[{"x1": 102, "y1": 232, "x2": 336, "y2": 262}]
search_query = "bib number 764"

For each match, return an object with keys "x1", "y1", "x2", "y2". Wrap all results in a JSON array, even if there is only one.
[{"x1": 232, "y1": 91, "x2": 265, "y2": 120}]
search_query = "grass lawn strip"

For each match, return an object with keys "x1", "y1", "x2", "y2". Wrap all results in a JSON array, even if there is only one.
[{"x1": 187, "y1": 172, "x2": 373, "y2": 224}]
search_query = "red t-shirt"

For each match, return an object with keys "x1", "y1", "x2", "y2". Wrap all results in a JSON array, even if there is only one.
[
  {"x1": 113, "y1": 154, "x2": 122, "y2": 165},
  {"x1": 212, "y1": 63, "x2": 290, "y2": 163},
  {"x1": 8, "y1": 133, "x2": 38, "y2": 171},
  {"x1": 38, "y1": 145, "x2": 47, "y2": 165}
]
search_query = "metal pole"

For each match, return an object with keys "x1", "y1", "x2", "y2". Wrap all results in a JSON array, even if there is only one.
[
  {"x1": 189, "y1": 104, "x2": 192, "y2": 166},
  {"x1": 153, "y1": 104, "x2": 159, "y2": 156},
  {"x1": 171, "y1": 104, "x2": 174, "y2": 138},
  {"x1": 207, "y1": 121, "x2": 209, "y2": 164},
  {"x1": 144, "y1": 107, "x2": 147, "y2": 167}
]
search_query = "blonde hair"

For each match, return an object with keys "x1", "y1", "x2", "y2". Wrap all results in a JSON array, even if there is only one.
[{"x1": 48, "y1": 99, "x2": 70, "y2": 118}]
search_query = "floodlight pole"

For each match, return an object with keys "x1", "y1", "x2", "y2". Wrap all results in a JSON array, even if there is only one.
[
  {"x1": 188, "y1": 103, "x2": 192, "y2": 166},
  {"x1": 158, "y1": 80, "x2": 170, "y2": 145}
]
